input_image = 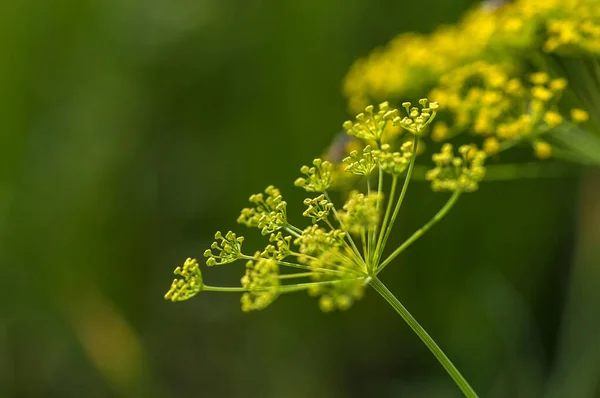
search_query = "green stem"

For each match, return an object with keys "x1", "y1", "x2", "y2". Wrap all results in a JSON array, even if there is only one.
[
  {"x1": 367, "y1": 178, "x2": 373, "y2": 260},
  {"x1": 376, "y1": 134, "x2": 419, "y2": 265},
  {"x1": 242, "y1": 254, "x2": 356, "y2": 276},
  {"x1": 361, "y1": 229, "x2": 369, "y2": 260},
  {"x1": 285, "y1": 226, "x2": 302, "y2": 238},
  {"x1": 203, "y1": 285, "x2": 249, "y2": 292},
  {"x1": 372, "y1": 167, "x2": 384, "y2": 265},
  {"x1": 376, "y1": 191, "x2": 461, "y2": 274},
  {"x1": 374, "y1": 176, "x2": 398, "y2": 265},
  {"x1": 278, "y1": 272, "x2": 314, "y2": 279},
  {"x1": 324, "y1": 191, "x2": 365, "y2": 265},
  {"x1": 369, "y1": 276, "x2": 479, "y2": 398},
  {"x1": 279, "y1": 278, "x2": 363, "y2": 293}
]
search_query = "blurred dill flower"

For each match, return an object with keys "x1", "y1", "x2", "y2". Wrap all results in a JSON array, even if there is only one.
[
  {"x1": 427, "y1": 144, "x2": 487, "y2": 192},
  {"x1": 343, "y1": 0, "x2": 600, "y2": 167},
  {"x1": 338, "y1": 191, "x2": 382, "y2": 235}
]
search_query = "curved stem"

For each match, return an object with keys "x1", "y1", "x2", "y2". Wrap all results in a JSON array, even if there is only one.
[
  {"x1": 367, "y1": 178, "x2": 373, "y2": 260},
  {"x1": 376, "y1": 191, "x2": 460, "y2": 274},
  {"x1": 369, "y1": 276, "x2": 479, "y2": 398},
  {"x1": 374, "y1": 176, "x2": 398, "y2": 266},
  {"x1": 376, "y1": 134, "x2": 419, "y2": 265}
]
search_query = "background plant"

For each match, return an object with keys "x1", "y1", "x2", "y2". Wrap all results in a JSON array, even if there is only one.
[{"x1": 1, "y1": 0, "x2": 598, "y2": 397}]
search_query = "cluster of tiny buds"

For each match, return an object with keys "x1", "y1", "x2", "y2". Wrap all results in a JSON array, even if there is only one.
[
  {"x1": 426, "y1": 144, "x2": 487, "y2": 192},
  {"x1": 303, "y1": 194, "x2": 333, "y2": 223},
  {"x1": 294, "y1": 158, "x2": 333, "y2": 192},
  {"x1": 342, "y1": 145, "x2": 378, "y2": 176},
  {"x1": 342, "y1": 101, "x2": 392, "y2": 141},
  {"x1": 294, "y1": 225, "x2": 346, "y2": 258},
  {"x1": 261, "y1": 232, "x2": 292, "y2": 260},
  {"x1": 339, "y1": 191, "x2": 382, "y2": 234},
  {"x1": 237, "y1": 185, "x2": 287, "y2": 235},
  {"x1": 164, "y1": 258, "x2": 203, "y2": 302},
  {"x1": 204, "y1": 231, "x2": 245, "y2": 266},
  {"x1": 386, "y1": 99, "x2": 439, "y2": 135},
  {"x1": 240, "y1": 258, "x2": 279, "y2": 312},
  {"x1": 372, "y1": 142, "x2": 414, "y2": 176}
]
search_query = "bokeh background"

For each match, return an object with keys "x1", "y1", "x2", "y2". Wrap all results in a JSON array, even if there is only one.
[{"x1": 1, "y1": 0, "x2": 599, "y2": 397}]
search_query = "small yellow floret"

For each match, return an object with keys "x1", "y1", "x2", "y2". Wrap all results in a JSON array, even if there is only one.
[
  {"x1": 549, "y1": 78, "x2": 567, "y2": 91},
  {"x1": 571, "y1": 108, "x2": 589, "y2": 123},
  {"x1": 532, "y1": 86, "x2": 554, "y2": 101},
  {"x1": 529, "y1": 72, "x2": 549, "y2": 85},
  {"x1": 431, "y1": 122, "x2": 450, "y2": 142},
  {"x1": 543, "y1": 111, "x2": 563, "y2": 127},
  {"x1": 483, "y1": 137, "x2": 500, "y2": 155},
  {"x1": 534, "y1": 141, "x2": 552, "y2": 159}
]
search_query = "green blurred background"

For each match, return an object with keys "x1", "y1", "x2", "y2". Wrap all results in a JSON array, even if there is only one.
[{"x1": 1, "y1": 0, "x2": 599, "y2": 397}]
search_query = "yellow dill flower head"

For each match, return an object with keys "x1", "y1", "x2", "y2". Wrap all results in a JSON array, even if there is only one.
[
  {"x1": 543, "y1": 111, "x2": 563, "y2": 127},
  {"x1": 386, "y1": 99, "x2": 439, "y2": 135},
  {"x1": 529, "y1": 72, "x2": 550, "y2": 85},
  {"x1": 302, "y1": 194, "x2": 333, "y2": 223},
  {"x1": 294, "y1": 158, "x2": 333, "y2": 192},
  {"x1": 260, "y1": 232, "x2": 292, "y2": 260},
  {"x1": 549, "y1": 78, "x2": 568, "y2": 91},
  {"x1": 531, "y1": 86, "x2": 554, "y2": 101},
  {"x1": 426, "y1": 144, "x2": 487, "y2": 192},
  {"x1": 343, "y1": 102, "x2": 394, "y2": 141},
  {"x1": 240, "y1": 258, "x2": 280, "y2": 312},
  {"x1": 533, "y1": 141, "x2": 553, "y2": 159},
  {"x1": 204, "y1": 231, "x2": 245, "y2": 266},
  {"x1": 306, "y1": 249, "x2": 365, "y2": 312},
  {"x1": 571, "y1": 108, "x2": 590, "y2": 122},
  {"x1": 372, "y1": 142, "x2": 414, "y2": 176},
  {"x1": 293, "y1": 225, "x2": 346, "y2": 258},
  {"x1": 238, "y1": 186, "x2": 287, "y2": 235},
  {"x1": 483, "y1": 137, "x2": 501, "y2": 155},
  {"x1": 342, "y1": 145, "x2": 378, "y2": 177},
  {"x1": 543, "y1": 2, "x2": 600, "y2": 56},
  {"x1": 338, "y1": 191, "x2": 382, "y2": 235},
  {"x1": 165, "y1": 258, "x2": 203, "y2": 302},
  {"x1": 431, "y1": 121, "x2": 450, "y2": 142}
]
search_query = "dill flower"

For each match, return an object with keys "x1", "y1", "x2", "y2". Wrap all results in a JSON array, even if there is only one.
[
  {"x1": 164, "y1": 258, "x2": 203, "y2": 302},
  {"x1": 426, "y1": 144, "x2": 487, "y2": 192},
  {"x1": 165, "y1": 98, "x2": 484, "y2": 312},
  {"x1": 165, "y1": 99, "x2": 486, "y2": 397},
  {"x1": 294, "y1": 159, "x2": 333, "y2": 192}
]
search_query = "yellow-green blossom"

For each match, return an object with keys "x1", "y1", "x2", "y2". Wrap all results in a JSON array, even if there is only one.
[
  {"x1": 164, "y1": 258, "x2": 203, "y2": 302},
  {"x1": 240, "y1": 258, "x2": 280, "y2": 312},
  {"x1": 426, "y1": 144, "x2": 487, "y2": 192},
  {"x1": 237, "y1": 185, "x2": 287, "y2": 235}
]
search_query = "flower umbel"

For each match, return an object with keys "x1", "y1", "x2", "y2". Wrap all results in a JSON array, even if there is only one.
[
  {"x1": 427, "y1": 144, "x2": 487, "y2": 192},
  {"x1": 166, "y1": 98, "x2": 482, "y2": 311},
  {"x1": 165, "y1": 99, "x2": 485, "y2": 397},
  {"x1": 237, "y1": 185, "x2": 287, "y2": 235},
  {"x1": 164, "y1": 258, "x2": 203, "y2": 302},
  {"x1": 203, "y1": 231, "x2": 244, "y2": 266},
  {"x1": 240, "y1": 258, "x2": 280, "y2": 312},
  {"x1": 294, "y1": 158, "x2": 333, "y2": 192}
]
